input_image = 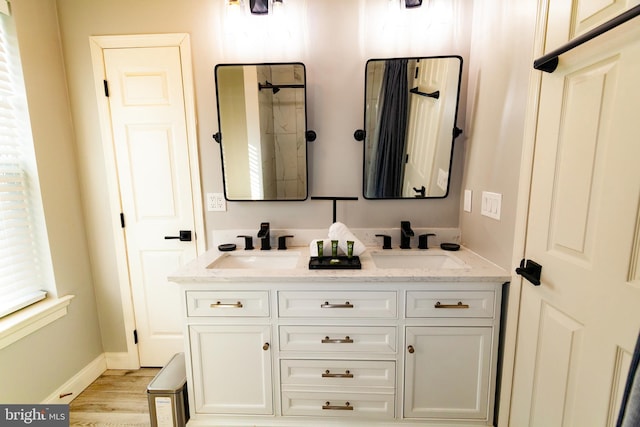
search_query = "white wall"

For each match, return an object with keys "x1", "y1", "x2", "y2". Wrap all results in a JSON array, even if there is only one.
[
  {"x1": 55, "y1": 0, "x2": 473, "y2": 352},
  {"x1": 0, "y1": 0, "x2": 103, "y2": 403},
  {"x1": 459, "y1": 0, "x2": 538, "y2": 269}
]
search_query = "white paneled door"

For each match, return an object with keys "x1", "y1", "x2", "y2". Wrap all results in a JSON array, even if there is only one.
[
  {"x1": 403, "y1": 58, "x2": 449, "y2": 197},
  {"x1": 510, "y1": 2, "x2": 640, "y2": 426},
  {"x1": 104, "y1": 46, "x2": 200, "y2": 367}
]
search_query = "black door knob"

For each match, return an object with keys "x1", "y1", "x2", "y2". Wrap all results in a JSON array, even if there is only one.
[{"x1": 164, "y1": 230, "x2": 192, "y2": 242}]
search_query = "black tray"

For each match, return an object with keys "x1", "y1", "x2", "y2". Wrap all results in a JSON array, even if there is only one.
[{"x1": 309, "y1": 256, "x2": 361, "y2": 270}]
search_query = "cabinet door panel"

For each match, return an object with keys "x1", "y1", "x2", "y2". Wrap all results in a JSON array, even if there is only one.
[
  {"x1": 189, "y1": 325, "x2": 272, "y2": 414},
  {"x1": 404, "y1": 326, "x2": 492, "y2": 420}
]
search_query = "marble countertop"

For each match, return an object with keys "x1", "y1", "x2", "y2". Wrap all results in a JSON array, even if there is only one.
[{"x1": 169, "y1": 245, "x2": 511, "y2": 284}]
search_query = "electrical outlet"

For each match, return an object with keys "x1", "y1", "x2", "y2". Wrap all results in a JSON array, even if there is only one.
[{"x1": 207, "y1": 193, "x2": 226, "y2": 212}]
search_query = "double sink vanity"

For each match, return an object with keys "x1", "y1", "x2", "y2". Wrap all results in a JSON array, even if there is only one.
[
  {"x1": 170, "y1": 231, "x2": 509, "y2": 426},
  {"x1": 189, "y1": 52, "x2": 504, "y2": 426}
]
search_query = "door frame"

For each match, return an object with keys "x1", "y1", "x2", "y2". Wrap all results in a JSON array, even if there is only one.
[
  {"x1": 89, "y1": 33, "x2": 205, "y2": 369},
  {"x1": 497, "y1": 0, "x2": 548, "y2": 424}
]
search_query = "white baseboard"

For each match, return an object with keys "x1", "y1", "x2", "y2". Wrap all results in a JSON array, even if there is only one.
[
  {"x1": 41, "y1": 353, "x2": 106, "y2": 404},
  {"x1": 105, "y1": 351, "x2": 140, "y2": 370}
]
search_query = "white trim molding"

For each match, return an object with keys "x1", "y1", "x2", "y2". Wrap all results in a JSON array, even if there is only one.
[
  {"x1": 0, "y1": 295, "x2": 74, "y2": 350},
  {"x1": 41, "y1": 353, "x2": 106, "y2": 405},
  {"x1": 105, "y1": 351, "x2": 140, "y2": 370}
]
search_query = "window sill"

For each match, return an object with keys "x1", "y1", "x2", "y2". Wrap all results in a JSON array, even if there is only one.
[{"x1": 0, "y1": 295, "x2": 75, "y2": 350}]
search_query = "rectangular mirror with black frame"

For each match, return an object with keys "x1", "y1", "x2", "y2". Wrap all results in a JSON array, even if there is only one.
[
  {"x1": 358, "y1": 56, "x2": 463, "y2": 199},
  {"x1": 214, "y1": 62, "x2": 309, "y2": 201}
]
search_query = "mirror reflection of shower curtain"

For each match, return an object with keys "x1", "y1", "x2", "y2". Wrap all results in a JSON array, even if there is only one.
[{"x1": 368, "y1": 59, "x2": 409, "y2": 198}]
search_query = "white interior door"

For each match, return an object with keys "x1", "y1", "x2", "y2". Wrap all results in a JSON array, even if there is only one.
[
  {"x1": 104, "y1": 46, "x2": 200, "y2": 367},
  {"x1": 510, "y1": 2, "x2": 640, "y2": 426}
]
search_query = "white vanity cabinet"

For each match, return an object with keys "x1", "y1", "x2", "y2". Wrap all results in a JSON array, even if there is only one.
[
  {"x1": 179, "y1": 281, "x2": 503, "y2": 426},
  {"x1": 172, "y1": 244, "x2": 509, "y2": 426},
  {"x1": 278, "y1": 290, "x2": 398, "y2": 420},
  {"x1": 403, "y1": 290, "x2": 498, "y2": 420},
  {"x1": 185, "y1": 291, "x2": 273, "y2": 415}
]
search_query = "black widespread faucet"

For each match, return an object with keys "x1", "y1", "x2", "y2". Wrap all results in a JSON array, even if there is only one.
[
  {"x1": 400, "y1": 221, "x2": 414, "y2": 249},
  {"x1": 257, "y1": 222, "x2": 271, "y2": 250}
]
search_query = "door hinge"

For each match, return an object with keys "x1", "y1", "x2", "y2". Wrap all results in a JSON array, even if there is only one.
[
  {"x1": 133, "y1": 329, "x2": 138, "y2": 344},
  {"x1": 516, "y1": 258, "x2": 542, "y2": 286},
  {"x1": 103, "y1": 80, "x2": 109, "y2": 97},
  {"x1": 120, "y1": 213, "x2": 125, "y2": 228}
]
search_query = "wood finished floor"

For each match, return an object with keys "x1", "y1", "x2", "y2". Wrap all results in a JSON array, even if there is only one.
[{"x1": 69, "y1": 368, "x2": 160, "y2": 427}]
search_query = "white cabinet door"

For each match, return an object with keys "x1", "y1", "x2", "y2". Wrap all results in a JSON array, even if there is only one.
[
  {"x1": 404, "y1": 326, "x2": 492, "y2": 420},
  {"x1": 189, "y1": 325, "x2": 273, "y2": 415}
]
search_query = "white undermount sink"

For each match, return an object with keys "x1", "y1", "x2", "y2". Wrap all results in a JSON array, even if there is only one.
[
  {"x1": 370, "y1": 251, "x2": 469, "y2": 269},
  {"x1": 207, "y1": 251, "x2": 301, "y2": 270}
]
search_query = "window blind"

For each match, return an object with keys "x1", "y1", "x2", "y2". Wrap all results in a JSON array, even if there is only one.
[{"x1": 0, "y1": 10, "x2": 48, "y2": 318}]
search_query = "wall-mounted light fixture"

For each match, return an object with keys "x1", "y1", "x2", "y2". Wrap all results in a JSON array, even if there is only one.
[
  {"x1": 248, "y1": 0, "x2": 285, "y2": 15},
  {"x1": 250, "y1": 0, "x2": 268, "y2": 14},
  {"x1": 227, "y1": 0, "x2": 285, "y2": 16}
]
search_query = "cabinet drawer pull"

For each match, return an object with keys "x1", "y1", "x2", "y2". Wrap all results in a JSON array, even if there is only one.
[
  {"x1": 321, "y1": 336, "x2": 353, "y2": 344},
  {"x1": 322, "y1": 401, "x2": 353, "y2": 411},
  {"x1": 210, "y1": 301, "x2": 243, "y2": 308},
  {"x1": 434, "y1": 301, "x2": 469, "y2": 309},
  {"x1": 322, "y1": 369, "x2": 353, "y2": 378},
  {"x1": 407, "y1": 345, "x2": 415, "y2": 354},
  {"x1": 262, "y1": 342, "x2": 270, "y2": 351},
  {"x1": 321, "y1": 301, "x2": 354, "y2": 308}
]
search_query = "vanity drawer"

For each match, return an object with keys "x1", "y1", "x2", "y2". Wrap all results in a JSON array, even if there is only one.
[
  {"x1": 186, "y1": 291, "x2": 269, "y2": 317},
  {"x1": 280, "y1": 359, "x2": 395, "y2": 388},
  {"x1": 278, "y1": 291, "x2": 397, "y2": 318},
  {"x1": 279, "y1": 326, "x2": 396, "y2": 353},
  {"x1": 406, "y1": 291, "x2": 495, "y2": 318},
  {"x1": 281, "y1": 391, "x2": 395, "y2": 418}
]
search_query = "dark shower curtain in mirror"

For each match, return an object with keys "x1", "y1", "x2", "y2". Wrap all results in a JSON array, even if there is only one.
[{"x1": 368, "y1": 59, "x2": 409, "y2": 198}]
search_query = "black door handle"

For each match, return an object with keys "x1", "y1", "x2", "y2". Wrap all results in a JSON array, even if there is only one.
[
  {"x1": 413, "y1": 186, "x2": 426, "y2": 198},
  {"x1": 516, "y1": 259, "x2": 542, "y2": 286},
  {"x1": 164, "y1": 230, "x2": 192, "y2": 242}
]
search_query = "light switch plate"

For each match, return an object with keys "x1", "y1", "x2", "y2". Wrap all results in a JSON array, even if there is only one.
[
  {"x1": 464, "y1": 189, "x2": 472, "y2": 212},
  {"x1": 207, "y1": 193, "x2": 226, "y2": 212},
  {"x1": 481, "y1": 191, "x2": 502, "y2": 220}
]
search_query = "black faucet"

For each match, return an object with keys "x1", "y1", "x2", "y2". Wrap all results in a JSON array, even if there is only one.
[
  {"x1": 375, "y1": 234, "x2": 392, "y2": 250},
  {"x1": 400, "y1": 221, "x2": 414, "y2": 249},
  {"x1": 278, "y1": 235, "x2": 294, "y2": 250},
  {"x1": 257, "y1": 222, "x2": 271, "y2": 250},
  {"x1": 237, "y1": 235, "x2": 254, "y2": 250},
  {"x1": 418, "y1": 233, "x2": 436, "y2": 250}
]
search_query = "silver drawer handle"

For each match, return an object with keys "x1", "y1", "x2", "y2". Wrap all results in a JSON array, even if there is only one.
[
  {"x1": 321, "y1": 336, "x2": 353, "y2": 344},
  {"x1": 434, "y1": 301, "x2": 469, "y2": 309},
  {"x1": 210, "y1": 301, "x2": 243, "y2": 308},
  {"x1": 322, "y1": 401, "x2": 353, "y2": 411},
  {"x1": 321, "y1": 301, "x2": 354, "y2": 308},
  {"x1": 322, "y1": 369, "x2": 353, "y2": 378}
]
